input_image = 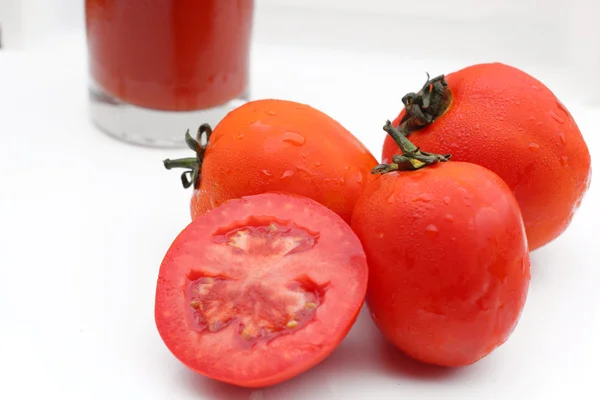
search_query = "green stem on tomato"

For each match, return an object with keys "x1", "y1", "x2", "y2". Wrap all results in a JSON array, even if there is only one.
[
  {"x1": 163, "y1": 157, "x2": 197, "y2": 170},
  {"x1": 162, "y1": 123, "x2": 213, "y2": 189},
  {"x1": 372, "y1": 120, "x2": 451, "y2": 174},
  {"x1": 396, "y1": 73, "x2": 452, "y2": 136}
]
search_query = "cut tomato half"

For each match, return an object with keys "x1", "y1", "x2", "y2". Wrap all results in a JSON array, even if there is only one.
[{"x1": 155, "y1": 193, "x2": 368, "y2": 387}]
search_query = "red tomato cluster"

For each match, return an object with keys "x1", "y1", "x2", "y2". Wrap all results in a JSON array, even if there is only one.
[{"x1": 155, "y1": 64, "x2": 591, "y2": 388}]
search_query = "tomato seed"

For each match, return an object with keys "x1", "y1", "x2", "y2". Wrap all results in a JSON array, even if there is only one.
[
  {"x1": 190, "y1": 300, "x2": 200, "y2": 309},
  {"x1": 240, "y1": 327, "x2": 252, "y2": 339},
  {"x1": 286, "y1": 320, "x2": 298, "y2": 328}
]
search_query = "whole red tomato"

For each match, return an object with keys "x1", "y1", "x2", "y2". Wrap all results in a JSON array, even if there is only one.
[
  {"x1": 353, "y1": 123, "x2": 530, "y2": 366},
  {"x1": 382, "y1": 64, "x2": 592, "y2": 251},
  {"x1": 155, "y1": 193, "x2": 368, "y2": 387},
  {"x1": 164, "y1": 99, "x2": 378, "y2": 223}
]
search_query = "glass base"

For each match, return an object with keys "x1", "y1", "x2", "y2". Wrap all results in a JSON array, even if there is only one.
[{"x1": 88, "y1": 82, "x2": 248, "y2": 148}]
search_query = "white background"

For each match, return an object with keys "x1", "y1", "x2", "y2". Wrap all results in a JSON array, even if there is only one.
[{"x1": 1, "y1": 1, "x2": 600, "y2": 399}]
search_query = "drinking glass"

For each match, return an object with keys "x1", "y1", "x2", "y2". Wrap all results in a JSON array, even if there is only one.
[{"x1": 85, "y1": 0, "x2": 254, "y2": 147}]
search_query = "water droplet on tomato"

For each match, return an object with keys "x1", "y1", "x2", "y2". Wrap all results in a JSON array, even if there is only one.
[
  {"x1": 559, "y1": 132, "x2": 567, "y2": 145},
  {"x1": 295, "y1": 163, "x2": 313, "y2": 176},
  {"x1": 537, "y1": 121, "x2": 543, "y2": 127},
  {"x1": 415, "y1": 193, "x2": 433, "y2": 203},
  {"x1": 209, "y1": 194, "x2": 218, "y2": 209},
  {"x1": 549, "y1": 110, "x2": 565, "y2": 124},
  {"x1": 250, "y1": 120, "x2": 271, "y2": 133},
  {"x1": 443, "y1": 196, "x2": 451, "y2": 205},
  {"x1": 282, "y1": 132, "x2": 305, "y2": 146},
  {"x1": 475, "y1": 123, "x2": 480, "y2": 130},
  {"x1": 282, "y1": 170, "x2": 294, "y2": 178},
  {"x1": 235, "y1": 133, "x2": 245, "y2": 140},
  {"x1": 355, "y1": 170, "x2": 364, "y2": 185},
  {"x1": 532, "y1": 84, "x2": 542, "y2": 91},
  {"x1": 528, "y1": 142, "x2": 540, "y2": 151},
  {"x1": 560, "y1": 155, "x2": 569, "y2": 166},
  {"x1": 315, "y1": 161, "x2": 322, "y2": 167},
  {"x1": 262, "y1": 169, "x2": 272, "y2": 176},
  {"x1": 387, "y1": 193, "x2": 397, "y2": 204},
  {"x1": 556, "y1": 99, "x2": 569, "y2": 114},
  {"x1": 343, "y1": 169, "x2": 364, "y2": 188},
  {"x1": 425, "y1": 224, "x2": 439, "y2": 239},
  {"x1": 266, "y1": 110, "x2": 277, "y2": 116},
  {"x1": 444, "y1": 214, "x2": 454, "y2": 222}
]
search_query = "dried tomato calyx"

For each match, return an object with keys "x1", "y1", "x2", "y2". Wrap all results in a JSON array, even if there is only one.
[
  {"x1": 163, "y1": 123, "x2": 213, "y2": 189},
  {"x1": 398, "y1": 73, "x2": 452, "y2": 136},
  {"x1": 372, "y1": 121, "x2": 451, "y2": 174}
]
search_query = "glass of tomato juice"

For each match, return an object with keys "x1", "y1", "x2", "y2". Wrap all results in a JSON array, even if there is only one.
[{"x1": 85, "y1": 0, "x2": 254, "y2": 147}]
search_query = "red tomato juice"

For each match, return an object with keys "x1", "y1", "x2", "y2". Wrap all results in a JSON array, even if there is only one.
[{"x1": 85, "y1": 0, "x2": 254, "y2": 111}]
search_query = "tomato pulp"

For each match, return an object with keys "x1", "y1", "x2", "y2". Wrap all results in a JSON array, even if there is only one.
[
  {"x1": 155, "y1": 193, "x2": 368, "y2": 387},
  {"x1": 85, "y1": 0, "x2": 254, "y2": 111}
]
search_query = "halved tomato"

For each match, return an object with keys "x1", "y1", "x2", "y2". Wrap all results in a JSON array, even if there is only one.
[{"x1": 154, "y1": 193, "x2": 368, "y2": 388}]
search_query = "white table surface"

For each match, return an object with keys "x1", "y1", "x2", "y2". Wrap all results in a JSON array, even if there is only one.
[{"x1": 1, "y1": 33, "x2": 599, "y2": 400}]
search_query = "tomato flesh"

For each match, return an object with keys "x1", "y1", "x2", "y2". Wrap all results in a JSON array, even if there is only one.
[
  {"x1": 155, "y1": 193, "x2": 368, "y2": 387},
  {"x1": 185, "y1": 221, "x2": 327, "y2": 345}
]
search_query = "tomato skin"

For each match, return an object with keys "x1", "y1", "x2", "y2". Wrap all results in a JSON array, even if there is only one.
[
  {"x1": 351, "y1": 162, "x2": 530, "y2": 367},
  {"x1": 156, "y1": 193, "x2": 368, "y2": 387},
  {"x1": 190, "y1": 99, "x2": 377, "y2": 223},
  {"x1": 383, "y1": 63, "x2": 592, "y2": 251}
]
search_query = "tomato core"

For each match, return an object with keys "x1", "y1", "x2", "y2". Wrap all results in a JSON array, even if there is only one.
[{"x1": 184, "y1": 220, "x2": 328, "y2": 347}]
